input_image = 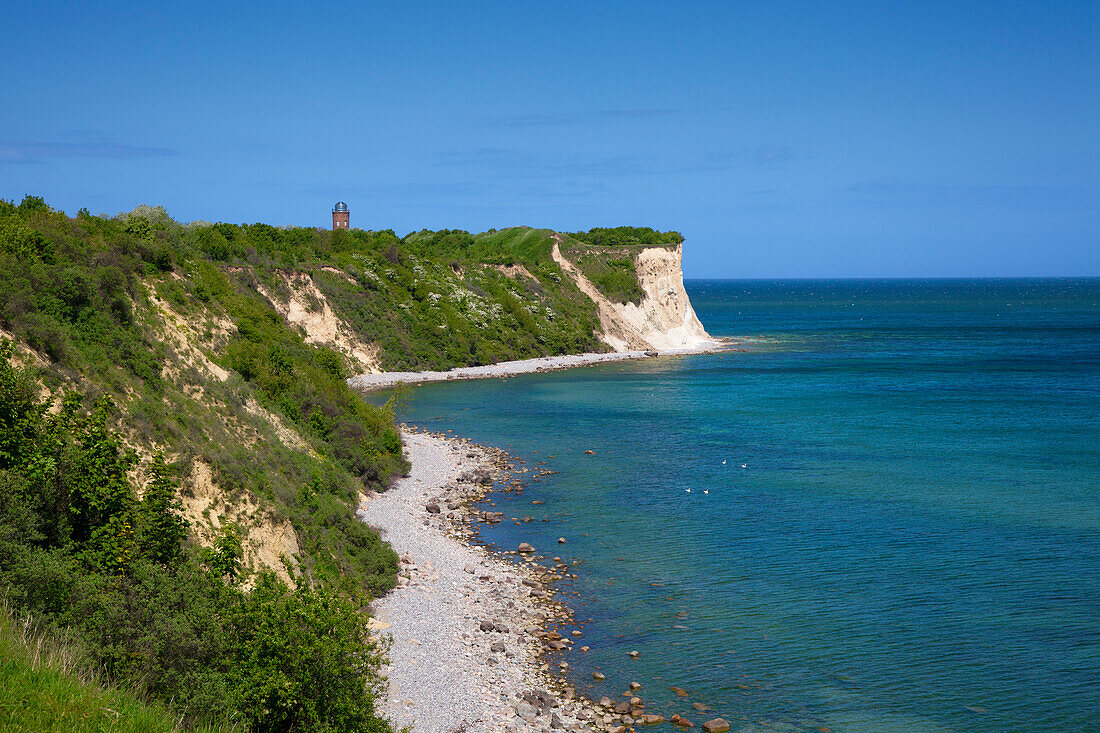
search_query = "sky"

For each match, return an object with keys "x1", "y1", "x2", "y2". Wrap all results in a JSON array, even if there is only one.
[{"x1": 1, "y1": 0, "x2": 1097, "y2": 278}]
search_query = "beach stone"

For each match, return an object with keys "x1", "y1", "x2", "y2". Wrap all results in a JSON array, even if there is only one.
[
  {"x1": 599, "y1": 697, "x2": 613, "y2": 707},
  {"x1": 629, "y1": 650, "x2": 640, "y2": 658},
  {"x1": 425, "y1": 503, "x2": 441, "y2": 513},
  {"x1": 701, "y1": 719, "x2": 731, "y2": 733},
  {"x1": 593, "y1": 671, "x2": 606, "y2": 680},
  {"x1": 614, "y1": 702, "x2": 631, "y2": 714},
  {"x1": 630, "y1": 682, "x2": 642, "y2": 690},
  {"x1": 550, "y1": 712, "x2": 564, "y2": 729},
  {"x1": 464, "y1": 564, "x2": 476, "y2": 574},
  {"x1": 671, "y1": 686, "x2": 689, "y2": 697},
  {"x1": 491, "y1": 642, "x2": 506, "y2": 652},
  {"x1": 518, "y1": 542, "x2": 535, "y2": 553},
  {"x1": 515, "y1": 701, "x2": 538, "y2": 719},
  {"x1": 671, "y1": 713, "x2": 695, "y2": 727},
  {"x1": 558, "y1": 537, "x2": 567, "y2": 543},
  {"x1": 639, "y1": 714, "x2": 666, "y2": 725},
  {"x1": 692, "y1": 703, "x2": 712, "y2": 712}
]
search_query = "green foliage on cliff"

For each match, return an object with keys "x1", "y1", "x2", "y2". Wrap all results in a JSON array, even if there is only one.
[
  {"x1": 0, "y1": 196, "x2": 679, "y2": 730},
  {"x1": 0, "y1": 347, "x2": 390, "y2": 732},
  {"x1": 568, "y1": 225, "x2": 683, "y2": 247},
  {"x1": 320, "y1": 226, "x2": 604, "y2": 370}
]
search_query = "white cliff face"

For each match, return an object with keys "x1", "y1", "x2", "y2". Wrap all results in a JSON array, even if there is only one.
[{"x1": 551, "y1": 241, "x2": 714, "y2": 352}]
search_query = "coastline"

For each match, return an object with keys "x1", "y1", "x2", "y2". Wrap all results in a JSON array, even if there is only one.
[
  {"x1": 358, "y1": 428, "x2": 605, "y2": 732},
  {"x1": 349, "y1": 343, "x2": 727, "y2": 392}
]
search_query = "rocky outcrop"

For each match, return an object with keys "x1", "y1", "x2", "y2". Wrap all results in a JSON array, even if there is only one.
[{"x1": 551, "y1": 239, "x2": 713, "y2": 352}]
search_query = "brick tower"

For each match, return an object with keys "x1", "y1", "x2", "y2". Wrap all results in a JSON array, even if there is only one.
[{"x1": 332, "y1": 201, "x2": 349, "y2": 230}]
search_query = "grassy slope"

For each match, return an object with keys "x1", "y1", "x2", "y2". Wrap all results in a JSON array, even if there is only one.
[
  {"x1": 319, "y1": 227, "x2": 605, "y2": 370},
  {"x1": 0, "y1": 610, "x2": 235, "y2": 733}
]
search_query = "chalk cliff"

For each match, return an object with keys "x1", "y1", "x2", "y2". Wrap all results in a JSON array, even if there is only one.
[{"x1": 552, "y1": 240, "x2": 714, "y2": 351}]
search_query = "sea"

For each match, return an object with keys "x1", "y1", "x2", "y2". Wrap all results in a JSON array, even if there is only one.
[{"x1": 389, "y1": 279, "x2": 1100, "y2": 732}]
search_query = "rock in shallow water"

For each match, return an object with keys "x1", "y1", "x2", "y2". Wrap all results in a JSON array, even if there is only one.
[{"x1": 701, "y1": 718, "x2": 731, "y2": 732}]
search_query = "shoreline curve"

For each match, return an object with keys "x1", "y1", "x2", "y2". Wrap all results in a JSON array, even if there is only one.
[{"x1": 348, "y1": 342, "x2": 727, "y2": 392}]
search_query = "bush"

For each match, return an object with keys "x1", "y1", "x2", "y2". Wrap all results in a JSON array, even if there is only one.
[{"x1": 0, "y1": 345, "x2": 394, "y2": 732}]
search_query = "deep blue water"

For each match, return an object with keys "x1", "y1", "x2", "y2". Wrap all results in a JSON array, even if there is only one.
[{"x1": 391, "y1": 279, "x2": 1100, "y2": 732}]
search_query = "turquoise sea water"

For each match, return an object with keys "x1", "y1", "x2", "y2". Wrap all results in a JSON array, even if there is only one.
[{"x1": 391, "y1": 279, "x2": 1100, "y2": 732}]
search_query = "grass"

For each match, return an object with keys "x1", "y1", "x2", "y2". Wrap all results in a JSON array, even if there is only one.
[
  {"x1": 0, "y1": 606, "x2": 237, "y2": 733},
  {"x1": 558, "y1": 237, "x2": 652, "y2": 304}
]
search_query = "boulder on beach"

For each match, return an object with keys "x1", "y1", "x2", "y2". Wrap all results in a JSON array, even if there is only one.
[
  {"x1": 701, "y1": 719, "x2": 731, "y2": 733},
  {"x1": 517, "y1": 542, "x2": 535, "y2": 553},
  {"x1": 425, "y1": 503, "x2": 441, "y2": 513}
]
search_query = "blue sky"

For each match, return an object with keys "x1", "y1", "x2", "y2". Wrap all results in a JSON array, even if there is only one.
[{"x1": 1, "y1": 0, "x2": 1096, "y2": 277}]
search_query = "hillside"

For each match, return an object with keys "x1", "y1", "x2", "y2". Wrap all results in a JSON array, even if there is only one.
[{"x1": 0, "y1": 196, "x2": 709, "y2": 731}]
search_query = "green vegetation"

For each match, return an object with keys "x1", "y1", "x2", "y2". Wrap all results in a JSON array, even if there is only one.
[
  {"x1": 556, "y1": 227, "x2": 682, "y2": 305},
  {"x1": 0, "y1": 345, "x2": 391, "y2": 731},
  {"x1": 320, "y1": 226, "x2": 604, "y2": 369},
  {"x1": 567, "y1": 225, "x2": 683, "y2": 247},
  {"x1": 0, "y1": 197, "x2": 680, "y2": 730},
  {"x1": 1, "y1": 604, "x2": 236, "y2": 732}
]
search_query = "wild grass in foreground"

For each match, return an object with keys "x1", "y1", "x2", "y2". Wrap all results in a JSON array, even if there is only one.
[{"x1": 0, "y1": 604, "x2": 237, "y2": 733}]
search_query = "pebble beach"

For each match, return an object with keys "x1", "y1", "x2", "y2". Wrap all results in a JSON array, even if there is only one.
[
  {"x1": 348, "y1": 345, "x2": 727, "y2": 392},
  {"x1": 358, "y1": 430, "x2": 604, "y2": 732},
  {"x1": 359, "y1": 429, "x2": 727, "y2": 732}
]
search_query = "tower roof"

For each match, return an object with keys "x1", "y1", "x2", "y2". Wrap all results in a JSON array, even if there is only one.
[{"x1": 333, "y1": 201, "x2": 348, "y2": 212}]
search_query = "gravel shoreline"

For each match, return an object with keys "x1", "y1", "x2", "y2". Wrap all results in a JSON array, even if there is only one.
[
  {"x1": 358, "y1": 428, "x2": 604, "y2": 732},
  {"x1": 348, "y1": 344, "x2": 725, "y2": 392}
]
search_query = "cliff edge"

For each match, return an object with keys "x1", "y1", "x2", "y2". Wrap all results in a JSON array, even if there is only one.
[{"x1": 552, "y1": 238, "x2": 713, "y2": 351}]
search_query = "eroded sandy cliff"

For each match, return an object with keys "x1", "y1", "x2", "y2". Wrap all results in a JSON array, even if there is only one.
[{"x1": 552, "y1": 239, "x2": 713, "y2": 351}]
